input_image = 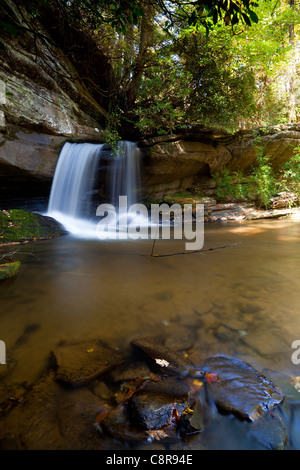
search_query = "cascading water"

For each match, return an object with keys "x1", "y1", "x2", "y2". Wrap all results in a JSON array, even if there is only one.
[
  {"x1": 47, "y1": 140, "x2": 142, "y2": 238},
  {"x1": 48, "y1": 142, "x2": 103, "y2": 219},
  {"x1": 110, "y1": 141, "x2": 141, "y2": 207}
]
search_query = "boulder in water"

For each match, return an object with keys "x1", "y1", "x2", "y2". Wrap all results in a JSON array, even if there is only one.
[
  {"x1": 0, "y1": 261, "x2": 21, "y2": 280},
  {"x1": 202, "y1": 355, "x2": 285, "y2": 421},
  {"x1": 0, "y1": 209, "x2": 66, "y2": 244},
  {"x1": 53, "y1": 340, "x2": 126, "y2": 387}
]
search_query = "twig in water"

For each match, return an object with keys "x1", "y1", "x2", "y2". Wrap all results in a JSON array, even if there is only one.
[
  {"x1": 150, "y1": 222, "x2": 159, "y2": 257},
  {"x1": 150, "y1": 242, "x2": 242, "y2": 258},
  {"x1": 0, "y1": 250, "x2": 40, "y2": 261}
]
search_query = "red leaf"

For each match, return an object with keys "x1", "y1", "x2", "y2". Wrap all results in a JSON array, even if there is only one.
[{"x1": 205, "y1": 373, "x2": 219, "y2": 385}]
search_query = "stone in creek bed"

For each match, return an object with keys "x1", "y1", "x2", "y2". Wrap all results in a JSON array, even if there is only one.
[
  {"x1": 100, "y1": 406, "x2": 149, "y2": 443},
  {"x1": 108, "y1": 359, "x2": 154, "y2": 383},
  {"x1": 101, "y1": 402, "x2": 180, "y2": 444},
  {"x1": 0, "y1": 261, "x2": 21, "y2": 281},
  {"x1": 127, "y1": 378, "x2": 190, "y2": 431},
  {"x1": 202, "y1": 355, "x2": 285, "y2": 421},
  {"x1": 130, "y1": 337, "x2": 194, "y2": 373},
  {"x1": 52, "y1": 340, "x2": 126, "y2": 387},
  {"x1": 247, "y1": 412, "x2": 288, "y2": 450},
  {"x1": 178, "y1": 399, "x2": 204, "y2": 435}
]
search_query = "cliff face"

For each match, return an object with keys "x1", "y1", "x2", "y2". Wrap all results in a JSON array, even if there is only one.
[
  {"x1": 0, "y1": 0, "x2": 107, "y2": 192},
  {"x1": 139, "y1": 124, "x2": 300, "y2": 198}
]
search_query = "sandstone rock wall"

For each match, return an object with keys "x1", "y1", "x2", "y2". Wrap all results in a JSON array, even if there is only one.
[
  {"x1": 0, "y1": 0, "x2": 106, "y2": 185},
  {"x1": 139, "y1": 124, "x2": 300, "y2": 198}
]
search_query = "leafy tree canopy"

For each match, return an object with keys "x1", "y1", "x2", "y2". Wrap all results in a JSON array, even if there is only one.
[{"x1": 1, "y1": 0, "x2": 300, "y2": 138}]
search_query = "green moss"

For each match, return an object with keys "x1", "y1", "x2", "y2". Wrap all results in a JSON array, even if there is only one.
[
  {"x1": 0, "y1": 209, "x2": 66, "y2": 245},
  {"x1": 0, "y1": 261, "x2": 21, "y2": 281}
]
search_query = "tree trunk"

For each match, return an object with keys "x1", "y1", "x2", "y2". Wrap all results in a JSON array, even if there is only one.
[
  {"x1": 122, "y1": 3, "x2": 155, "y2": 110},
  {"x1": 288, "y1": 0, "x2": 297, "y2": 122}
]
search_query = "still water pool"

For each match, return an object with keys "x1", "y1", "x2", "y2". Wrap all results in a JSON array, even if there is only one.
[{"x1": 1, "y1": 219, "x2": 300, "y2": 450}]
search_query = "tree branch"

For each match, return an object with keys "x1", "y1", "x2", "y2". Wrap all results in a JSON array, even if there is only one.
[{"x1": 150, "y1": 242, "x2": 241, "y2": 258}]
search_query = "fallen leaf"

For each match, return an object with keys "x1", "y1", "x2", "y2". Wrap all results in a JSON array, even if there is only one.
[
  {"x1": 95, "y1": 406, "x2": 110, "y2": 425},
  {"x1": 146, "y1": 429, "x2": 169, "y2": 442},
  {"x1": 155, "y1": 358, "x2": 169, "y2": 367},
  {"x1": 205, "y1": 373, "x2": 219, "y2": 385},
  {"x1": 115, "y1": 377, "x2": 147, "y2": 404},
  {"x1": 291, "y1": 376, "x2": 300, "y2": 392}
]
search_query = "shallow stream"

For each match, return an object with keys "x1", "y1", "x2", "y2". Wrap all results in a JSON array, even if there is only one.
[{"x1": 1, "y1": 217, "x2": 300, "y2": 449}]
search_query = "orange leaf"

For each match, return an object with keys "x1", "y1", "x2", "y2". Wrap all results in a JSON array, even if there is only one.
[
  {"x1": 95, "y1": 406, "x2": 110, "y2": 425},
  {"x1": 205, "y1": 373, "x2": 219, "y2": 385}
]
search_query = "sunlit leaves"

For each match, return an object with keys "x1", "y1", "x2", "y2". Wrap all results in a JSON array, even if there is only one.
[{"x1": 160, "y1": 0, "x2": 264, "y2": 31}]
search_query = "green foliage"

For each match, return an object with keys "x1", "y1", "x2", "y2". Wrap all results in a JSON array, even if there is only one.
[
  {"x1": 213, "y1": 146, "x2": 278, "y2": 208},
  {"x1": 249, "y1": 148, "x2": 278, "y2": 208},
  {"x1": 279, "y1": 147, "x2": 300, "y2": 193},
  {"x1": 214, "y1": 168, "x2": 248, "y2": 200},
  {"x1": 27, "y1": 0, "x2": 145, "y2": 34},
  {"x1": 103, "y1": 107, "x2": 122, "y2": 149},
  {"x1": 0, "y1": 261, "x2": 21, "y2": 281},
  {"x1": 214, "y1": 145, "x2": 300, "y2": 210},
  {"x1": 134, "y1": 21, "x2": 257, "y2": 134},
  {"x1": 5, "y1": 0, "x2": 299, "y2": 136},
  {"x1": 160, "y1": 0, "x2": 261, "y2": 34},
  {"x1": 0, "y1": 209, "x2": 65, "y2": 244},
  {"x1": 174, "y1": 32, "x2": 256, "y2": 130}
]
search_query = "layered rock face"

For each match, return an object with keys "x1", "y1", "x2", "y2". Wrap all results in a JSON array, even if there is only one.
[
  {"x1": 0, "y1": 0, "x2": 107, "y2": 195},
  {"x1": 139, "y1": 124, "x2": 300, "y2": 198}
]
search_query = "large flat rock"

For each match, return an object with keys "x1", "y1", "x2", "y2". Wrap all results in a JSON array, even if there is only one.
[
  {"x1": 53, "y1": 340, "x2": 126, "y2": 387},
  {"x1": 202, "y1": 355, "x2": 285, "y2": 421}
]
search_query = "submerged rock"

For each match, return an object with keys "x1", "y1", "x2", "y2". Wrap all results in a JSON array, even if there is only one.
[
  {"x1": 247, "y1": 412, "x2": 288, "y2": 450},
  {"x1": 127, "y1": 378, "x2": 190, "y2": 431},
  {"x1": 108, "y1": 359, "x2": 153, "y2": 383},
  {"x1": 130, "y1": 337, "x2": 194, "y2": 374},
  {"x1": 202, "y1": 355, "x2": 285, "y2": 421},
  {"x1": 100, "y1": 377, "x2": 195, "y2": 443},
  {"x1": 100, "y1": 406, "x2": 151, "y2": 443},
  {"x1": 0, "y1": 261, "x2": 21, "y2": 281},
  {"x1": 53, "y1": 340, "x2": 126, "y2": 387},
  {"x1": 178, "y1": 399, "x2": 204, "y2": 435},
  {"x1": 128, "y1": 393, "x2": 183, "y2": 431},
  {"x1": 0, "y1": 372, "x2": 107, "y2": 450}
]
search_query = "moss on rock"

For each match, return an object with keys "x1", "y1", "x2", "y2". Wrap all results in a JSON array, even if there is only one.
[
  {"x1": 0, "y1": 260, "x2": 21, "y2": 281},
  {"x1": 0, "y1": 209, "x2": 67, "y2": 245}
]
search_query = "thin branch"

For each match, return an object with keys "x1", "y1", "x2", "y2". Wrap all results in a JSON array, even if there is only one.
[
  {"x1": 0, "y1": 251, "x2": 40, "y2": 261},
  {"x1": 150, "y1": 242, "x2": 242, "y2": 258}
]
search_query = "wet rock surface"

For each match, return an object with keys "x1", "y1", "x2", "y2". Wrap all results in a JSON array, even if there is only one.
[
  {"x1": 247, "y1": 412, "x2": 288, "y2": 450},
  {"x1": 53, "y1": 340, "x2": 126, "y2": 387},
  {"x1": 97, "y1": 337, "x2": 286, "y2": 447},
  {"x1": 0, "y1": 333, "x2": 290, "y2": 450},
  {"x1": 202, "y1": 355, "x2": 285, "y2": 421},
  {"x1": 131, "y1": 336, "x2": 195, "y2": 373},
  {"x1": 128, "y1": 378, "x2": 190, "y2": 431}
]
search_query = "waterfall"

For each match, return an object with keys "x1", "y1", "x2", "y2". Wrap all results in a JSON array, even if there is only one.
[
  {"x1": 110, "y1": 141, "x2": 141, "y2": 207},
  {"x1": 48, "y1": 142, "x2": 103, "y2": 219},
  {"x1": 47, "y1": 141, "x2": 142, "y2": 237}
]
